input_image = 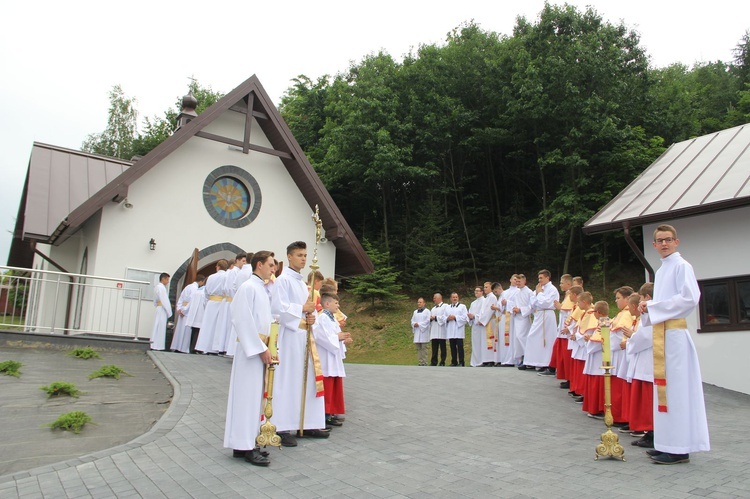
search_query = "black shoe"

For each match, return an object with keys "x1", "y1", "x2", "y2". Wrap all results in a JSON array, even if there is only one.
[
  {"x1": 559, "y1": 381, "x2": 570, "y2": 389},
  {"x1": 449, "y1": 363, "x2": 458, "y2": 367},
  {"x1": 297, "y1": 429, "x2": 330, "y2": 438},
  {"x1": 629, "y1": 431, "x2": 646, "y2": 437},
  {"x1": 439, "y1": 362, "x2": 445, "y2": 366},
  {"x1": 573, "y1": 396, "x2": 584, "y2": 403},
  {"x1": 538, "y1": 368, "x2": 555, "y2": 376},
  {"x1": 587, "y1": 413, "x2": 604, "y2": 420},
  {"x1": 279, "y1": 433, "x2": 297, "y2": 447},
  {"x1": 245, "y1": 448, "x2": 270, "y2": 467},
  {"x1": 333, "y1": 415, "x2": 346, "y2": 422},
  {"x1": 650, "y1": 453, "x2": 689, "y2": 464},
  {"x1": 612, "y1": 422, "x2": 628, "y2": 428},
  {"x1": 459, "y1": 362, "x2": 465, "y2": 367},
  {"x1": 633, "y1": 433, "x2": 655, "y2": 448},
  {"x1": 618, "y1": 425, "x2": 631, "y2": 433},
  {"x1": 430, "y1": 363, "x2": 437, "y2": 366},
  {"x1": 517, "y1": 365, "x2": 529, "y2": 370},
  {"x1": 233, "y1": 449, "x2": 269, "y2": 458},
  {"x1": 326, "y1": 416, "x2": 343, "y2": 427},
  {"x1": 646, "y1": 449, "x2": 661, "y2": 456}
]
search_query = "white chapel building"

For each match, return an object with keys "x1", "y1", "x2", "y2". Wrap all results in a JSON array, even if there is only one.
[{"x1": 8, "y1": 75, "x2": 373, "y2": 338}]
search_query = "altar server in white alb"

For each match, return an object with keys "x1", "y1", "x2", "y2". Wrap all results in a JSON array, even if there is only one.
[
  {"x1": 482, "y1": 282, "x2": 502, "y2": 365},
  {"x1": 429, "y1": 293, "x2": 448, "y2": 366},
  {"x1": 271, "y1": 241, "x2": 328, "y2": 447},
  {"x1": 195, "y1": 260, "x2": 228, "y2": 354},
  {"x1": 639, "y1": 224, "x2": 709, "y2": 465},
  {"x1": 150, "y1": 273, "x2": 172, "y2": 351},
  {"x1": 411, "y1": 297, "x2": 432, "y2": 366},
  {"x1": 224, "y1": 251, "x2": 275, "y2": 467},
  {"x1": 170, "y1": 275, "x2": 202, "y2": 353},
  {"x1": 468, "y1": 287, "x2": 486, "y2": 367},
  {"x1": 184, "y1": 276, "x2": 207, "y2": 354},
  {"x1": 509, "y1": 274, "x2": 534, "y2": 367},
  {"x1": 441, "y1": 291, "x2": 468, "y2": 367},
  {"x1": 523, "y1": 269, "x2": 559, "y2": 372},
  {"x1": 224, "y1": 253, "x2": 249, "y2": 357}
]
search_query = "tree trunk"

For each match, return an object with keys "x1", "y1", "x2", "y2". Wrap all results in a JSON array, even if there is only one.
[
  {"x1": 447, "y1": 152, "x2": 479, "y2": 283},
  {"x1": 563, "y1": 225, "x2": 575, "y2": 275}
]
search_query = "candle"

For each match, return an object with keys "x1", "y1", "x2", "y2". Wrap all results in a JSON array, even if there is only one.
[
  {"x1": 601, "y1": 323, "x2": 611, "y2": 364},
  {"x1": 268, "y1": 322, "x2": 279, "y2": 358}
]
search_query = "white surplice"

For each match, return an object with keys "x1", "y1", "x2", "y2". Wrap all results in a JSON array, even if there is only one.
[
  {"x1": 170, "y1": 282, "x2": 196, "y2": 353},
  {"x1": 523, "y1": 282, "x2": 559, "y2": 367},
  {"x1": 642, "y1": 251, "x2": 710, "y2": 454},
  {"x1": 271, "y1": 267, "x2": 325, "y2": 432},
  {"x1": 411, "y1": 308, "x2": 431, "y2": 344},
  {"x1": 150, "y1": 283, "x2": 171, "y2": 351},
  {"x1": 195, "y1": 270, "x2": 226, "y2": 353},
  {"x1": 481, "y1": 293, "x2": 499, "y2": 364},
  {"x1": 223, "y1": 274, "x2": 270, "y2": 451},
  {"x1": 184, "y1": 285, "x2": 206, "y2": 329},
  {"x1": 468, "y1": 297, "x2": 485, "y2": 366},
  {"x1": 216, "y1": 266, "x2": 239, "y2": 353},
  {"x1": 508, "y1": 286, "x2": 533, "y2": 363},
  {"x1": 441, "y1": 303, "x2": 468, "y2": 339},
  {"x1": 429, "y1": 303, "x2": 447, "y2": 340},
  {"x1": 495, "y1": 289, "x2": 514, "y2": 365},
  {"x1": 313, "y1": 311, "x2": 346, "y2": 378}
]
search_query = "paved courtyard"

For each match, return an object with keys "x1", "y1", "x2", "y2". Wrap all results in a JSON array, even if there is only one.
[{"x1": 1, "y1": 351, "x2": 749, "y2": 498}]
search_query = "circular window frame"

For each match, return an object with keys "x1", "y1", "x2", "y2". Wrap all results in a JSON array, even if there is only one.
[{"x1": 202, "y1": 166, "x2": 262, "y2": 228}]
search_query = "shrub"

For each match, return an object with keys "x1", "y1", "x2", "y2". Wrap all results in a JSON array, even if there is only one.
[
  {"x1": 88, "y1": 365, "x2": 132, "y2": 380},
  {"x1": 0, "y1": 360, "x2": 22, "y2": 377},
  {"x1": 47, "y1": 411, "x2": 93, "y2": 434},
  {"x1": 40, "y1": 381, "x2": 82, "y2": 398},
  {"x1": 68, "y1": 347, "x2": 102, "y2": 359}
]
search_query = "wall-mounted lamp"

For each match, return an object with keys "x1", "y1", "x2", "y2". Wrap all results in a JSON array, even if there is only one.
[
  {"x1": 149, "y1": 238, "x2": 156, "y2": 251},
  {"x1": 119, "y1": 198, "x2": 134, "y2": 209}
]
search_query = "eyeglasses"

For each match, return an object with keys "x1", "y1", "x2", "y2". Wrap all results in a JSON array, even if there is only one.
[{"x1": 655, "y1": 237, "x2": 675, "y2": 244}]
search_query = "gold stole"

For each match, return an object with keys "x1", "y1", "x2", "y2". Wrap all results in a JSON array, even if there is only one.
[
  {"x1": 307, "y1": 327, "x2": 325, "y2": 397},
  {"x1": 579, "y1": 310, "x2": 599, "y2": 341},
  {"x1": 653, "y1": 318, "x2": 687, "y2": 413},
  {"x1": 560, "y1": 293, "x2": 575, "y2": 312},
  {"x1": 566, "y1": 306, "x2": 584, "y2": 327},
  {"x1": 485, "y1": 318, "x2": 494, "y2": 350},
  {"x1": 504, "y1": 311, "x2": 511, "y2": 346}
]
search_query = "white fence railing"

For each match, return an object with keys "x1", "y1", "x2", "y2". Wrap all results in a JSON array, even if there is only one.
[{"x1": 0, "y1": 265, "x2": 150, "y2": 339}]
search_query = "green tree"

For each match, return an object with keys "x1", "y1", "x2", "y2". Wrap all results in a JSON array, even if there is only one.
[
  {"x1": 347, "y1": 240, "x2": 406, "y2": 307},
  {"x1": 81, "y1": 85, "x2": 138, "y2": 159}
]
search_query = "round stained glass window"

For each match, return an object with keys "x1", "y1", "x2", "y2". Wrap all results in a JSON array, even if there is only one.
[
  {"x1": 202, "y1": 166, "x2": 262, "y2": 228},
  {"x1": 210, "y1": 177, "x2": 249, "y2": 221}
]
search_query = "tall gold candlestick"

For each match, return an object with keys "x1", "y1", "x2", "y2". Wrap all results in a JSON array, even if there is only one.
[{"x1": 595, "y1": 322, "x2": 625, "y2": 461}]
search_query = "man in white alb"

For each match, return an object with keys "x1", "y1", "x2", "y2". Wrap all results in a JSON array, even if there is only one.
[{"x1": 151, "y1": 273, "x2": 171, "y2": 351}]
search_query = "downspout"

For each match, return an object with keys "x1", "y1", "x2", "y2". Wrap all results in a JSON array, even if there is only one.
[
  {"x1": 33, "y1": 248, "x2": 75, "y2": 335},
  {"x1": 622, "y1": 222, "x2": 655, "y2": 282}
]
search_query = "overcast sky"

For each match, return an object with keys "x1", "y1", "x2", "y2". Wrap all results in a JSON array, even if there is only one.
[{"x1": 2, "y1": 0, "x2": 749, "y2": 265}]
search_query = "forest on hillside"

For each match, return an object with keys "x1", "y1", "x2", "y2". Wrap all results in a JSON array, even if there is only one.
[{"x1": 84, "y1": 4, "x2": 750, "y2": 293}]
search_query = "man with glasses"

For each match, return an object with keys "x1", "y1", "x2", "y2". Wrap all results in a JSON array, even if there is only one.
[{"x1": 639, "y1": 224, "x2": 710, "y2": 464}]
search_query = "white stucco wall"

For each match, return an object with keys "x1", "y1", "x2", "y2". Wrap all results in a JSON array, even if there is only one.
[
  {"x1": 87, "y1": 109, "x2": 336, "y2": 337},
  {"x1": 643, "y1": 206, "x2": 750, "y2": 394}
]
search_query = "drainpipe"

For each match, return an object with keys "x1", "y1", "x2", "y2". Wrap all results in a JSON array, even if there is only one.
[{"x1": 622, "y1": 222, "x2": 655, "y2": 282}]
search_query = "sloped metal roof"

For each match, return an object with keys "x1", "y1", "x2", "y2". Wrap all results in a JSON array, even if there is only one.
[
  {"x1": 584, "y1": 123, "x2": 750, "y2": 234},
  {"x1": 22, "y1": 143, "x2": 131, "y2": 240}
]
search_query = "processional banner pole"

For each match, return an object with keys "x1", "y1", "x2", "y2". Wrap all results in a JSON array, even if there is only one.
[{"x1": 299, "y1": 205, "x2": 323, "y2": 436}]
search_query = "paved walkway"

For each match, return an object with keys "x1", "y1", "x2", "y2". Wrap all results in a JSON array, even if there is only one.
[{"x1": 1, "y1": 352, "x2": 749, "y2": 498}]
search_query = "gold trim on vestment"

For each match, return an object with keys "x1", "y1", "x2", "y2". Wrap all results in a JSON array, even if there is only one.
[{"x1": 653, "y1": 318, "x2": 687, "y2": 413}]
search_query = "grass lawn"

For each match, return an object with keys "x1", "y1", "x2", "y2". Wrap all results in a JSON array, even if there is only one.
[
  {"x1": 0, "y1": 315, "x2": 25, "y2": 331},
  {"x1": 340, "y1": 293, "x2": 474, "y2": 366}
]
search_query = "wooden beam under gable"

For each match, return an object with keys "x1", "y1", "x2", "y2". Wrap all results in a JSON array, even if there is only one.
[{"x1": 243, "y1": 92, "x2": 255, "y2": 154}]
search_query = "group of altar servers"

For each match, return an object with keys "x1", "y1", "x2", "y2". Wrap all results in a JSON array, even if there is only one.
[
  {"x1": 411, "y1": 224, "x2": 710, "y2": 464},
  {"x1": 222, "y1": 242, "x2": 352, "y2": 467}
]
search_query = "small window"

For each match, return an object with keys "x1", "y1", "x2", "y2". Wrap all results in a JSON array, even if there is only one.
[
  {"x1": 124, "y1": 268, "x2": 161, "y2": 301},
  {"x1": 698, "y1": 276, "x2": 750, "y2": 332}
]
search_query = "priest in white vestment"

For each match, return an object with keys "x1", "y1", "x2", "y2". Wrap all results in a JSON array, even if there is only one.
[
  {"x1": 482, "y1": 282, "x2": 501, "y2": 365},
  {"x1": 441, "y1": 292, "x2": 468, "y2": 366},
  {"x1": 523, "y1": 270, "x2": 560, "y2": 370},
  {"x1": 150, "y1": 273, "x2": 172, "y2": 351},
  {"x1": 640, "y1": 225, "x2": 709, "y2": 464},
  {"x1": 429, "y1": 294, "x2": 448, "y2": 366},
  {"x1": 224, "y1": 251, "x2": 274, "y2": 466},
  {"x1": 271, "y1": 241, "x2": 327, "y2": 447}
]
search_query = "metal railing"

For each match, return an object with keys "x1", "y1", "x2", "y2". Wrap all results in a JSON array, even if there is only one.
[{"x1": 1, "y1": 265, "x2": 150, "y2": 339}]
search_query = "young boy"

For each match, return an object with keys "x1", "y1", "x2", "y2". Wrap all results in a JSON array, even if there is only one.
[
  {"x1": 563, "y1": 289, "x2": 588, "y2": 400},
  {"x1": 625, "y1": 287, "x2": 653, "y2": 448},
  {"x1": 582, "y1": 300, "x2": 609, "y2": 418},
  {"x1": 313, "y1": 293, "x2": 352, "y2": 427},
  {"x1": 411, "y1": 297, "x2": 432, "y2": 366},
  {"x1": 610, "y1": 286, "x2": 635, "y2": 427},
  {"x1": 550, "y1": 275, "x2": 574, "y2": 384}
]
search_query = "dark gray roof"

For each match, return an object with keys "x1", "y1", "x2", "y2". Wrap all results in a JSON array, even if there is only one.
[
  {"x1": 584, "y1": 123, "x2": 750, "y2": 234},
  {"x1": 20, "y1": 143, "x2": 131, "y2": 240}
]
